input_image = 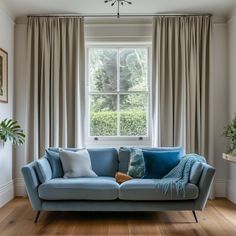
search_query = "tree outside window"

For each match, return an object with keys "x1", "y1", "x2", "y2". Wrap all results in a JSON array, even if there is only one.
[{"x1": 88, "y1": 47, "x2": 149, "y2": 138}]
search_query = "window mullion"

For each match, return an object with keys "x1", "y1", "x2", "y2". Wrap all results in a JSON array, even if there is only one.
[
  {"x1": 87, "y1": 46, "x2": 150, "y2": 142},
  {"x1": 117, "y1": 48, "x2": 120, "y2": 137},
  {"x1": 89, "y1": 91, "x2": 148, "y2": 95}
]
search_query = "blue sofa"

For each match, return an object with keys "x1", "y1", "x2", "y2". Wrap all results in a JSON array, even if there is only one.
[{"x1": 22, "y1": 147, "x2": 215, "y2": 223}]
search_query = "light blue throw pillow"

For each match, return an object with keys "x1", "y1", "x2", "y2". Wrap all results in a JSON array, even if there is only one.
[
  {"x1": 60, "y1": 149, "x2": 98, "y2": 178},
  {"x1": 127, "y1": 148, "x2": 145, "y2": 178}
]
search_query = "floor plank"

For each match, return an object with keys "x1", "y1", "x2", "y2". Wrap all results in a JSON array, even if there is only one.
[{"x1": 0, "y1": 198, "x2": 235, "y2": 236}]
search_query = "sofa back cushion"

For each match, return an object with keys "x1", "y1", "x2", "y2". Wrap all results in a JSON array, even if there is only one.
[
  {"x1": 35, "y1": 158, "x2": 52, "y2": 183},
  {"x1": 49, "y1": 147, "x2": 80, "y2": 152},
  {"x1": 119, "y1": 147, "x2": 132, "y2": 173},
  {"x1": 48, "y1": 147, "x2": 118, "y2": 177},
  {"x1": 118, "y1": 146, "x2": 185, "y2": 173},
  {"x1": 87, "y1": 148, "x2": 118, "y2": 177},
  {"x1": 47, "y1": 147, "x2": 80, "y2": 178},
  {"x1": 46, "y1": 150, "x2": 64, "y2": 178}
]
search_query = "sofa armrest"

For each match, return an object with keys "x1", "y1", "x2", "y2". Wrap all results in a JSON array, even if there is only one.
[
  {"x1": 194, "y1": 163, "x2": 215, "y2": 210},
  {"x1": 21, "y1": 162, "x2": 42, "y2": 211}
]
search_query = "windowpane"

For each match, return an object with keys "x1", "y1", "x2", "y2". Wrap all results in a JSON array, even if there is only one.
[
  {"x1": 90, "y1": 95, "x2": 117, "y2": 136},
  {"x1": 120, "y1": 49, "x2": 148, "y2": 92},
  {"x1": 88, "y1": 46, "x2": 149, "y2": 139},
  {"x1": 89, "y1": 49, "x2": 117, "y2": 92},
  {"x1": 120, "y1": 94, "x2": 148, "y2": 136}
]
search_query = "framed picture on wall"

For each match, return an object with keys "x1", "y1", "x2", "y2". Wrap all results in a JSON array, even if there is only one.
[{"x1": 0, "y1": 48, "x2": 8, "y2": 103}]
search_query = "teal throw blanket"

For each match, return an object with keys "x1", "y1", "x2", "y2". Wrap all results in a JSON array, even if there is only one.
[{"x1": 156, "y1": 154, "x2": 206, "y2": 198}]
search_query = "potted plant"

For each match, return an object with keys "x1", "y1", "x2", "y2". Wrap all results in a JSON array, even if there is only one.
[
  {"x1": 0, "y1": 119, "x2": 25, "y2": 146},
  {"x1": 223, "y1": 114, "x2": 236, "y2": 162}
]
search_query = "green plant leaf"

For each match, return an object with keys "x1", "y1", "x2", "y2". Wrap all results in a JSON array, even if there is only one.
[
  {"x1": 0, "y1": 119, "x2": 25, "y2": 145},
  {"x1": 223, "y1": 113, "x2": 236, "y2": 153}
]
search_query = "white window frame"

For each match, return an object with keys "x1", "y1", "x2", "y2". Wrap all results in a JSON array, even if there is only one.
[{"x1": 85, "y1": 43, "x2": 152, "y2": 147}]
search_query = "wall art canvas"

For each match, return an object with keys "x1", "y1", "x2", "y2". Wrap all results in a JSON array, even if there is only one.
[{"x1": 0, "y1": 48, "x2": 8, "y2": 103}]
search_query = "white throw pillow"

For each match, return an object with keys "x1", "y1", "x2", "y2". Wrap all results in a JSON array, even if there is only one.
[{"x1": 59, "y1": 149, "x2": 97, "y2": 178}]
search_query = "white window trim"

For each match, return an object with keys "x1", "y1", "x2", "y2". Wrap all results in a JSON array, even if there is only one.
[{"x1": 85, "y1": 43, "x2": 152, "y2": 147}]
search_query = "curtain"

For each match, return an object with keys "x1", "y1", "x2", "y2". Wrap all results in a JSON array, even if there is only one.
[
  {"x1": 26, "y1": 17, "x2": 85, "y2": 161},
  {"x1": 152, "y1": 16, "x2": 213, "y2": 159}
]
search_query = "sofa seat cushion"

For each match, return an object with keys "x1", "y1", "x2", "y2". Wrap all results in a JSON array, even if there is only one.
[
  {"x1": 38, "y1": 177, "x2": 119, "y2": 200},
  {"x1": 119, "y1": 179, "x2": 199, "y2": 201}
]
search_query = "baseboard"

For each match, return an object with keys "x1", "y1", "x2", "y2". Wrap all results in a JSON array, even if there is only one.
[
  {"x1": 227, "y1": 179, "x2": 236, "y2": 204},
  {"x1": 0, "y1": 180, "x2": 14, "y2": 207},
  {"x1": 215, "y1": 179, "x2": 227, "y2": 197},
  {"x1": 14, "y1": 178, "x2": 26, "y2": 197}
]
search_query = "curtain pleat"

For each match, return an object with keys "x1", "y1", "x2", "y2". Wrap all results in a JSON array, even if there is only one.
[
  {"x1": 152, "y1": 15, "x2": 212, "y2": 157},
  {"x1": 26, "y1": 17, "x2": 85, "y2": 161},
  {"x1": 152, "y1": 16, "x2": 214, "y2": 198}
]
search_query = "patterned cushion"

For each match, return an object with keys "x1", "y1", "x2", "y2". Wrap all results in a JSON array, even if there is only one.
[{"x1": 127, "y1": 148, "x2": 145, "y2": 178}]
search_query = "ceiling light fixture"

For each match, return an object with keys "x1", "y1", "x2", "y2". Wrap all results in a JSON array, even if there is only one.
[{"x1": 104, "y1": 0, "x2": 133, "y2": 18}]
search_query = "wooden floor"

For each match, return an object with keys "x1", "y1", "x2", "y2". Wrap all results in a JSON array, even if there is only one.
[{"x1": 0, "y1": 198, "x2": 235, "y2": 236}]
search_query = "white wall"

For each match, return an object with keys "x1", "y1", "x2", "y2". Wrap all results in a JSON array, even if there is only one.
[
  {"x1": 0, "y1": 6, "x2": 15, "y2": 206},
  {"x1": 227, "y1": 13, "x2": 236, "y2": 203},
  {"x1": 212, "y1": 23, "x2": 229, "y2": 197},
  {"x1": 13, "y1": 23, "x2": 27, "y2": 196},
  {"x1": 13, "y1": 17, "x2": 230, "y2": 199}
]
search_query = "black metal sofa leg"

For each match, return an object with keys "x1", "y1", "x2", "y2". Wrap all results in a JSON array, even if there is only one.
[
  {"x1": 192, "y1": 210, "x2": 198, "y2": 223},
  {"x1": 34, "y1": 211, "x2": 41, "y2": 223}
]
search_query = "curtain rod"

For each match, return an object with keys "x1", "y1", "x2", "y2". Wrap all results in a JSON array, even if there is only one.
[{"x1": 27, "y1": 13, "x2": 212, "y2": 18}]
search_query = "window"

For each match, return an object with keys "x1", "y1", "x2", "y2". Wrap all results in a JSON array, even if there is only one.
[{"x1": 87, "y1": 46, "x2": 150, "y2": 141}]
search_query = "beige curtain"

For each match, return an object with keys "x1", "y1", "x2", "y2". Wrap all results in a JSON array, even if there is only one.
[
  {"x1": 152, "y1": 16, "x2": 213, "y2": 160},
  {"x1": 26, "y1": 17, "x2": 85, "y2": 161}
]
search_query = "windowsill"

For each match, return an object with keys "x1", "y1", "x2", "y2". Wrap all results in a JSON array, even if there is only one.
[
  {"x1": 222, "y1": 153, "x2": 236, "y2": 164},
  {"x1": 85, "y1": 139, "x2": 152, "y2": 148}
]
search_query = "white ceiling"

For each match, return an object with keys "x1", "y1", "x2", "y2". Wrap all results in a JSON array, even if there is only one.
[{"x1": 2, "y1": 0, "x2": 236, "y2": 21}]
